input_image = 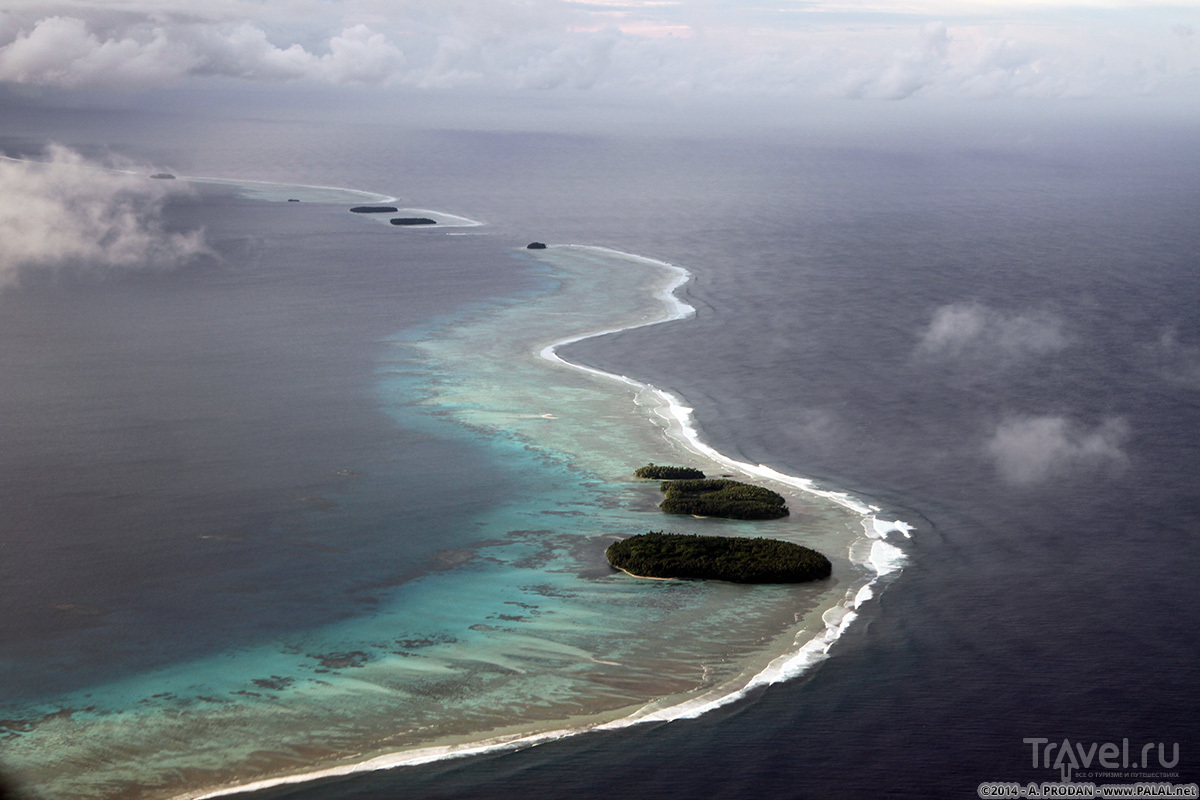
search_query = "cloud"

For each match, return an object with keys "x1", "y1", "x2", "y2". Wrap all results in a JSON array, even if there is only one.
[
  {"x1": 512, "y1": 28, "x2": 619, "y2": 90},
  {"x1": 0, "y1": 16, "x2": 404, "y2": 88},
  {"x1": 778, "y1": 407, "x2": 842, "y2": 452},
  {"x1": 0, "y1": 4, "x2": 1195, "y2": 100},
  {"x1": 841, "y1": 21, "x2": 951, "y2": 100},
  {"x1": 0, "y1": 16, "x2": 194, "y2": 89},
  {"x1": 916, "y1": 303, "x2": 1069, "y2": 362},
  {"x1": 405, "y1": 22, "x2": 621, "y2": 90},
  {"x1": 0, "y1": 146, "x2": 208, "y2": 291},
  {"x1": 952, "y1": 29, "x2": 1064, "y2": 99},
  {"x1": 1149, "y1": 327, "x2": 1200, "y2": 388},
  {"x1": 320, "y1": 24, "x2": 406, "y2": 84},
  {"x1": 985, "y1": 415, "x2": 1130, "y2": 485}
]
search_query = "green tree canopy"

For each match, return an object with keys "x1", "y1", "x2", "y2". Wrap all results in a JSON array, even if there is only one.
[{"x1": 606, "y1": 531, "x2": 831, "y2": 583}]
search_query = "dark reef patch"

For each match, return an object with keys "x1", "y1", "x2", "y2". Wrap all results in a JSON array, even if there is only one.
[
  {"x1": 251, "y1": 676, "x2": 296, "y2": 691},
  {"x1": 308, "y1": 651, "x2": 372, "y2": 670}
]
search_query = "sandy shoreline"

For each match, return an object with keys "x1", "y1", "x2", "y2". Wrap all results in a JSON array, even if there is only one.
[{"x1": 610, "y1": 563, "x2": 678, "y2": 581}]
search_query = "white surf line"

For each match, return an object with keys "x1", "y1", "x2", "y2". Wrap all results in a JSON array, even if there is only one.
[
  {"x1": 177, "y1": 182, "x2": 489, "y2": 225},
  {"x1": 355, "y1": 207, "x2": 487, "y2": 227},
  {"x1": 179, "y1": 242, "x2": 913, "y2": 799},
  {"x1": 537, "y1": 245, "x2": 911, "y2": 534},
  {"x1": 186, "y1": 729, "x2": 584, "y2": 799},
  {"x1": 3, "y1": 155, "x2": 397, "y2": 203},
  {"x1": 401, "y1": 208, "x2": 485, "y2": 227},
  {"x1": 2, "y1": 155, "x2": 493, "y2": 225},
  {"x1": 0, "y1": 153, "x2": 160, "y2": 180},
  {"x1": 179, "y1": 175, "x2": 397, "y2": 204},
  {"x1": 535, "y1": 243, "x2": 913, "y2": 717}
]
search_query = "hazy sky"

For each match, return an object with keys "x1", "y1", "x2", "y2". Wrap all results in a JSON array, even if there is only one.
[{"x1": 0, "y1": 1, "x2": 1196, "y2": 104}]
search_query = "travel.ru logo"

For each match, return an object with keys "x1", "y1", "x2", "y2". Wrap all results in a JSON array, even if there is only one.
[{"x1": 1025, "y1": 738, "x2": 1181, "y2": 782}]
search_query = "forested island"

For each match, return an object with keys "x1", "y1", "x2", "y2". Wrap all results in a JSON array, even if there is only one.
[
  {"x1": 606, "y1": 531, "x2": 831, "y2": 583},
  {"x1": 391, "y1": 217, "x2": 437, "y2": 226},
  {"x1": 659, "y1": 478, "x2": 789, "y2": 520},
  {"x1": 350, "y1": 206, "x2": 399, "y2": 213},
  {"x1": 635, "y1": 463, "x2": 706, "y2": 480}
]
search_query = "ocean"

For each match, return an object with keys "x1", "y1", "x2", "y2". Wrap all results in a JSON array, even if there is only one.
[{"x1": 1, "y1": 97, "x2": 1197, "y2": 799}]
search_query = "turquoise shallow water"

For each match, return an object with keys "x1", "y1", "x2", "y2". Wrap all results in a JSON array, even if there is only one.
[{"x1": 0, "y1": 187, "x2": 906, "y2": 800}]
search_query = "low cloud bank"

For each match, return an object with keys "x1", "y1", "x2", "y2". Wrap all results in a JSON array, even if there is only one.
[
  {"x1": 0, "y1": 145, "x2": 208, "y2": 290},
  {"x1": 0, "y1": 16, "x2": 405, "y2": 89},
  {"x1": 985, "y1": 415, "x2": 1130, "y2": 485},
  {"x1": 0, "y1": 6, "x2": 1194, "y2": 100}
]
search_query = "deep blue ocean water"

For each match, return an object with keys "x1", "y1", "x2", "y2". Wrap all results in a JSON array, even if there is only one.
[{"x1": 1, "y1": 99, "x2": 1197, "y2": 798}]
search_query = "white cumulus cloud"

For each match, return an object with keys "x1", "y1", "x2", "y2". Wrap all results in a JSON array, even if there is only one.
[
  {"x1": 917, "y1": 302, "x2": 1069, "y2": 361},
  {"x1": 0, "y1": 15, "x2": 405, "y2": 88},
  {"x1": 0, "y1": 3, "x2": 1196, "y2": 99},
  {"x1": 0, "y1": 146, "x2": 209, "y2": 291},
  {"x1": 0, "y1": 15, "x2": 195, "y2": 88},
  {"x1": 319, "y1": 24, "x2": 406, "y2": 84},
  {"x1": 985, "y1": 415, "x2": 1130, "y2": 485}
]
